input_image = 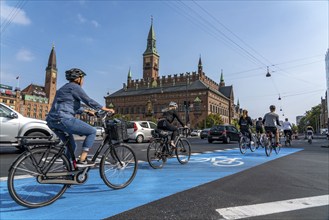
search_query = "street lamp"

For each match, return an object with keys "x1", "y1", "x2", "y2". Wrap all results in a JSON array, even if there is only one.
[{"x1": 266, "y1": 66, "x2": 271, "y2": 77}]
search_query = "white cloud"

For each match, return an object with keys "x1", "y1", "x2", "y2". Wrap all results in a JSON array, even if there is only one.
[
  {"x1": 77, "y1": 13, "x2": 86, "y2": 23},
  {"x1": 77, "y1": 13, "x2": 100, "y2": 28},
  {"x1": 16, "y1": 49, "x2": 35, "y2": 61},
  {"x1": 91, "y1": 20, "x2": 100, "y2": 28},
  {"x1": 0, "y1": 1, "x2": 31, "y2": 25}
]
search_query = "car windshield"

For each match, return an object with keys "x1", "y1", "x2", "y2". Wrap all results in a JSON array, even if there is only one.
[{"x1": 212, "y1": 126, "x2": 224, "y2": 131}]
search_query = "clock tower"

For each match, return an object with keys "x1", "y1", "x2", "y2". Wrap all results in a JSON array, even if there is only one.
[
  {"x1": 44, "y1": 45, "x2": 57, "y2": 107},
  {"x1": 143, "y1": 18, "x2": 160, "y2": 81}
]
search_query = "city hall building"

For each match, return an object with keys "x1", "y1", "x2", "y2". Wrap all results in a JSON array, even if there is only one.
[{"x1": 105, "y1": 22, "x2": 240, "y2": 128}]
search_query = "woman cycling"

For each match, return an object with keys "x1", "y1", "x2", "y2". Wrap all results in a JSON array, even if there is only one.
[
  {"x1": 238, "y1": 109, "x2": 253, "y2": 144},
  {"x1": 157, "y1": 102, "x2": 186, "y2": 147},
  {"x1": 46, "y1": 68, "x2": 114, "y2": 167}
]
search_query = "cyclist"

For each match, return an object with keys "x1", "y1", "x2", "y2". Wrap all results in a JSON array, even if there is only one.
[
  {"x1": 306, "y1": 126, "x2": 314, "y2": 139},
  {"x1": 282, "y1": 118, "x2": 293, "y2": 141},
  {"x1": 238, "y1": 109, "x2": 253, "y2": 145},
  {"x1": 157, "y1": 102, "x2": 187, "y2": 147},
  {"x1": 46, "y1": 68, "x2": 114, "y2": 167},
  {"x1": 262, "y1": 105, "x2": 281, "y2": 147},
  {"x1": 256, "y1": 117, "x2": 264, "y2": 134},
  {"x1": 255, "y1": 117, "x2": 264, "y2": 146}
]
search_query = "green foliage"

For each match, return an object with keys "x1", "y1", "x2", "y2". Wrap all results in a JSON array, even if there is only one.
[
  {"x1": 297, "y1": 104, "x2": 321, "y2": 133},
  {"x1": 205, "y1": 113, "x2": 223, "y2": 127}
]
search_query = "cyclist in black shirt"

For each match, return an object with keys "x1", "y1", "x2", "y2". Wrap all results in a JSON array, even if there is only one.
[
  {"x1": 238, "y1": 109, "x2": 253, "y2": 144},
  {"x1": 157, "y1": 102, "x2": 186, "y2": 147}
]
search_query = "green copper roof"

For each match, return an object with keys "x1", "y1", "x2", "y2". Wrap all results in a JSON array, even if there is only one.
[
  {"x1": 143, "y1": 22, "x2": 158, "y2": 55},
  {"x1": 220, "y1": 70, "x2": 224, "y2": 82}
]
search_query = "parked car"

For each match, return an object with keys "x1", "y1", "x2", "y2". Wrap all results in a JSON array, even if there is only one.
[
  {"x1": 127, "y1": 121, "x2": 157, "y2": 143},
  {"x1": 95, "y1": 126, "x2": 104, "y2": 137},
  {"x1": 0, "y1": 103, "x2": 54, "y2": 150},
  {"x1": 200, "y1": 128, "x2": 211, "y2": 139},
  {"x1": 190, "y1": 129, "x2": 202, "y2": 137},
  {"x1": 207, "y1": 124, "x2": 240, "y2": 144}
]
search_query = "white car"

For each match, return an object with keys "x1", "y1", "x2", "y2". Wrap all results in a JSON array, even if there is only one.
[
  {"x1": 127, "y1": 121, "x2": 157, "y2": 143},
  {"x1": 191, "y1": 130, "x2": 202, "y2": 137},
  {"x1": 95, "y1": 126, "x2": 105, "y2": 137},
  {"x1": 0, "y1": 103, "x2": 54, "y2": 150}
]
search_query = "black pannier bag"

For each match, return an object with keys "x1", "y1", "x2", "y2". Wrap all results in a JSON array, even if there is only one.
[{"x1": 106, "y1": 119, "x2": 129, "y2": 142}]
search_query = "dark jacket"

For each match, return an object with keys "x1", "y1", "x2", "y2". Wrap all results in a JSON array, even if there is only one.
[
  {"x1": 161, "y1": 109, "x2": 185, "y2": 127},
  {"x1": 238, "y1": 116, "x2": 253, "y2": 130}
]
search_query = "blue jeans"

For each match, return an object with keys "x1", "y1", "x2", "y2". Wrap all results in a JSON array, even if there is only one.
[{"x1": 47, "y1": 117, "x2": 96, "y2": 159}]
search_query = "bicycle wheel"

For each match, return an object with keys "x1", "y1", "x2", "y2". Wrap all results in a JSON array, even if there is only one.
[
  {"x1": 239, "y1": 136, "x2": 247, "y2": 154},
  {"x1": 8, "y1": 147, "x2": 71, "y2": 208},
  {"x1": 274, "y1": 143, "x2": 281, "y2": 154},
  {"x1": 249, "y1": 135, "x2": 257, "y2": 152},
  {"x1": 264, "y1": 137, "x2": 272, "y2": 157},
  {"x1": 147, "y1": 140, "x2": 165, "y2": 169},
  {"x1": 176, "y1": 139, "x2": 191, "y2": 164},
  {"x1": 100, "y1": 143, "x2": 137, "y2": 189}
]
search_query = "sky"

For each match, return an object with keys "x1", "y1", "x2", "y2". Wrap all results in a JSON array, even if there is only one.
[{"x1": 1, "y1": 0, "x2": 328, "y2": 124}]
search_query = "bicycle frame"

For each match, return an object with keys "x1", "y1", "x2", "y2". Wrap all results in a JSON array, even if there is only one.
[{"x1": 20, "y1": 112, "x2": 124, "y2": 185}]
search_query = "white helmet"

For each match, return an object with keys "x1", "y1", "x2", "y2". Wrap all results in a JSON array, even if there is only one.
[{"x1": 169, "y1": 101, "x2": 178, "y2": 108}]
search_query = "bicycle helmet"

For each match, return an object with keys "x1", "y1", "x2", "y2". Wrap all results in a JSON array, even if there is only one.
[
  {"x1": 270, "y1": 105, "x2": 276, "y2": 110},
  {"x1": 65, "y1": 68, "x2": 86, "y2": 81},
  {"x1": 169, "y1": 101, "x2": 178, "y2": 108},
  {"x1": 258, "y1": 117, "x2": 262, "y2": 120}
]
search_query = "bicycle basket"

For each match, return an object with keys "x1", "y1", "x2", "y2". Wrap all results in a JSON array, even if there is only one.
[{"x1": 106, "y1": 119, "x2": 129, "y2": 142}]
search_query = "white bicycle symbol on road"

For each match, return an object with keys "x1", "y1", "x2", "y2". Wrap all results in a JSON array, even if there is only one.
[{"x1": 189, "y1": 156, "x2": 244, "y2": 167}]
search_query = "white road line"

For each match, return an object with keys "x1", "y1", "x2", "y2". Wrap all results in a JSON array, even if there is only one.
[{"x1": 216, "y1": 195, "x2": 329, "y2": 220}]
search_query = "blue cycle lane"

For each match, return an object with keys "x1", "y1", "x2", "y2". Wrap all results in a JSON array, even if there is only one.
[{"x1": 0, "y1": 147, "x2": 302, "y2": 220}]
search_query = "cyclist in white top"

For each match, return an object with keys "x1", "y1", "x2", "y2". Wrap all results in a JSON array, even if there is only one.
[{"x1": 282, "y1": 118, "x2": 293, "y2": 140}]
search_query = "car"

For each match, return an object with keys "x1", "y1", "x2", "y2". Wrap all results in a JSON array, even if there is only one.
[
  {"x1": 0, "y1": 103, "x2": 54, "y2": 150},
  {"x1": 190, "y1": 129, "x2": 202, "y2": 137},
  {"x1": 200, "y1": 128, "x2": 211, "y2": 139},
  {"x1": 95, "y1": 126, "x2": 104, "y2": 137},
  {"x1": 207, "y1": 124, "x2": 240, "y2": 144},
  {"x1": 127, "y1": 121, "x2": 157, "y2": 143}
]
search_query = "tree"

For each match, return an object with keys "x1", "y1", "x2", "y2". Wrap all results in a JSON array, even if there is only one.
[
  {"x1": 298, "y1": 104, "x2": 321, "y2": 133},
  {"x1": 205, "y1": 113, "x2": 223, "y2": 127}
]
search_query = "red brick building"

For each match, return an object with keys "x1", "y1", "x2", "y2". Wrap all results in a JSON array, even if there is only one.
[
  {"x1": 105, "y1": 22, "x2": 240, "y2": 128},
  {"x1": 0, "y1": 46, "x2": 57, "y2": 120}
]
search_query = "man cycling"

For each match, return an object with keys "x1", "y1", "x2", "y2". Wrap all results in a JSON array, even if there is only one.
[
  {"x1": 46, "y1": 68, "x2": 114, "y2": 167},
  {"x1": 282, "y1": 118, "x2": 293, "y2": 141},
  {"x1": 262, "y1": 105, "x2": 281, "y2": 147},
  {"x1": 256, "y1": 117, "x2": 264, "y2": 134},
  {"x1": 157, "y1": 102, "x2": 187, "y2": 147}
]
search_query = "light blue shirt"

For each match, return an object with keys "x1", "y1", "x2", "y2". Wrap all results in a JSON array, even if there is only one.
[{"x1": 47, "y1": 82, "x2": 102, "y2": 120}]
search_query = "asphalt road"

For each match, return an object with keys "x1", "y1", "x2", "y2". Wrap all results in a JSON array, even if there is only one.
[{"x1": 0, "y1": 136, "x2": 328, "y2": 219}]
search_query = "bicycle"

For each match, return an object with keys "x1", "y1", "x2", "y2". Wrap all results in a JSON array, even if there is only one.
[
  {"x1": 307, "y1": 132, "x2": 313, "y2": 144},
  {"x1": 263, "y1": 130, "x2": 281, "y2": 157},
  {"x1": 147, "y1": 127, "x2": 191, "y2": 169},
  {"x1": 284, "y1": 131, "x2": 292, "y2": 147},
  {"x1": 7, "y1": 111, "x2": 138, "y2": 208},
  {"x1": 239, "y1": 131, "x2": 257, "y2": 154},
  {"x1": 255, "y1": 132, "x2": 266, "y2": 148}
]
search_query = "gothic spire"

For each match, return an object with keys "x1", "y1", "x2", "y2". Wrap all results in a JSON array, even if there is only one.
[
  {"x1": 46, "y1": 45, "x2": 57, "y2": 71},
  {"x1": 143, "y1": 16, "x2": 158, "y2": 55}
]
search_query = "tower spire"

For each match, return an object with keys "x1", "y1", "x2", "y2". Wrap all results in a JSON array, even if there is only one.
[
  {"x1": 198, "y1": 55, "x2": 203, "y2": 74},
  {"x1": 219, "y1": 69, "x2": 225, "y2": 87}
]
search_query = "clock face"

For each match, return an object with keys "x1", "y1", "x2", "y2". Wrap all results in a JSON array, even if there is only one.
[{"x1": 52, "y1": 72, "x2": 56, "y2": 78}]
